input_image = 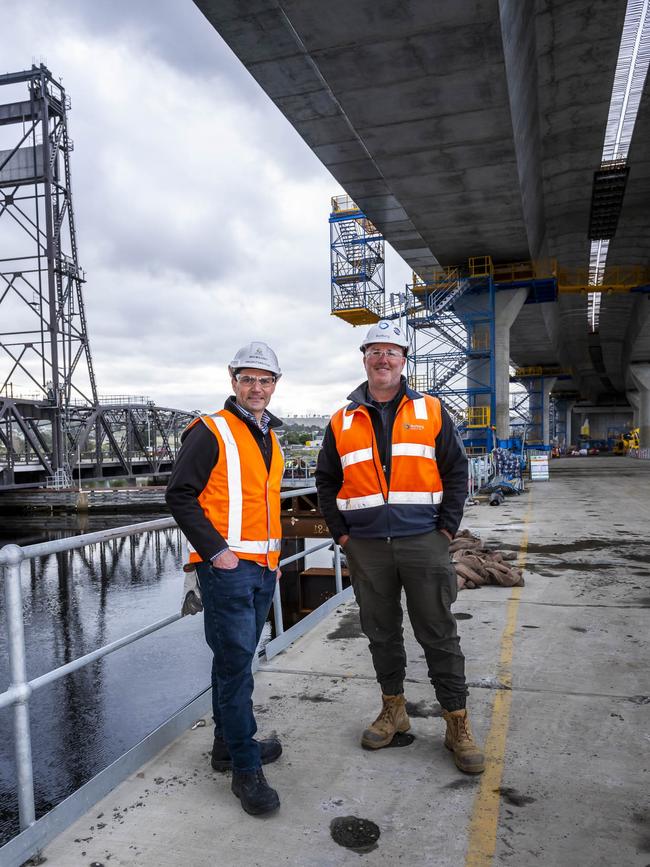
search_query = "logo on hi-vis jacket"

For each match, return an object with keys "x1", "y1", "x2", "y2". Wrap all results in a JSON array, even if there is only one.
[{"x1": 404, "y1": 423, "x2": 424, "y2": 430}]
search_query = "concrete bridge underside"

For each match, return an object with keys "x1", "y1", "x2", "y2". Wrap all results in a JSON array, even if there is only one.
[{"x1": 195, "y1": 0, "x2": 650, "y2": 431}]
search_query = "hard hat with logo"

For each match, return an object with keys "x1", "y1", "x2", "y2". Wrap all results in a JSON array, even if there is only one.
[
  {"x1": 228, "y1": 341, "x2": 282, "y2": 378},
  {"x1": 360, "y1": 320, "x2": 409, "y2": 352}
]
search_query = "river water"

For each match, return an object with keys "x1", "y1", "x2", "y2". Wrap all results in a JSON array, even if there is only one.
[{"x1": 0, "y1": 513, "x2": 208, "y2": 847}]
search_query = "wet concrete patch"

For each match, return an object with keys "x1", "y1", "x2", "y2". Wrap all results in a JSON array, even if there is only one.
[
  {"x1": 330, "y1": 816, "x2": 380, "y2": 854},
  {"x1": 455, "y1": 612, "x2": 473, "y2": 620},
  {"x1": 385, "y1": 732, "x2": 415, "y2": 748},
  {"x1": 626, "y1": 695, "x2": 650, "y2": 705},
  {"x1": 620, "y1": 551, "x2": 650, "y2": 563},
  {"x1": 361, "y1": 732, "x2": 415, "y2": 751},
  {"x1": 444, "y1": 778, "x2": 478, "y2": 790},
  {"x1": 535, "y1": 561, "x2": 616, "y2": 573},
  {"x1": 498, "y1": 787, "x2": 536, "y2": 807},
  {"x1": 299, "y1": 693, "x2": 335, "y2": 703},
  {"x1": 569, "y1": 626, "x2": 588, "y2": 633},
  {"x1": 327, "y1": 610, "x2": 364, "y2": 640},
  {"x1": 633, "y1": 810, "x2": 650, "y2": 853},
  {"x1": 405, "y1": 700, "x2": 442, "y2": 718},
  {"x1": 498, "y1": 538, "x2": 648, "y2": 555}
]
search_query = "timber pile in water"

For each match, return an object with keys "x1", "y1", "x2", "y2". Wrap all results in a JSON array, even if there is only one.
[{"x1": 450, "y1": 529, "x2": 524, "y2": 590}]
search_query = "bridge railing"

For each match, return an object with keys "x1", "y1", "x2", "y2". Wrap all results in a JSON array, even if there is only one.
[{"x1": 0, "y1": 486, "x2": 350, "y2": 867}]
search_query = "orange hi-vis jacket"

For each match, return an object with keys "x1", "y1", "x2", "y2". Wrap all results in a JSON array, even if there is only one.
[
  {"x1": 185, "y1": 411, "x2": 284, "y2": 569},
  {"x1": 330, "y1": 393, "x2": 444, "y2": 537}
]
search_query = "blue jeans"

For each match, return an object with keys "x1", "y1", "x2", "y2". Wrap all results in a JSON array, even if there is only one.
[{"x1": 195, "y1": 559, "x2": 276, "y2": 771}]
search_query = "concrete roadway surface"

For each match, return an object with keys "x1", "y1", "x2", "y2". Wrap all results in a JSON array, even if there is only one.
[{"x1": 43, "y1": 456, "x2": 649, "y2": 866}]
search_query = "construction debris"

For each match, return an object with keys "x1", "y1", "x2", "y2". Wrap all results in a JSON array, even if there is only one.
[{"x1": 451, "y1": 529, "x2": 524, "y2": 590}]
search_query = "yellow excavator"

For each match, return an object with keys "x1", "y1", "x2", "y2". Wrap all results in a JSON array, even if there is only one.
[{"x1": 613, "y1": 428, "x2": 640, "y2": 455}]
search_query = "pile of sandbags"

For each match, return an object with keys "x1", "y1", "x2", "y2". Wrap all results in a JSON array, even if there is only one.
[{"x1": 450, "y1": 529, "x2": 524, "y2": 590}]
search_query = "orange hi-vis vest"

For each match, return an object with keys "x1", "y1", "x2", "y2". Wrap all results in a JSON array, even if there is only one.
[
  {"x1": 330, "y1": 393, "x2": 444, "y2": 537},
  {"x1": 185, "y1": 411, "x2": 284, "y2": 569}
]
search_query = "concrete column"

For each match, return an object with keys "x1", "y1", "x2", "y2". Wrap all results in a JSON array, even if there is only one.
[
  {"x1": 541, "y1": 377, "x2": 557, "y2": 445},
  {"x1": 495, "y1": 289, "x2": 528, "y2": 439},
  {"x1": 565, "y1": 401, "x2": 576, "y2": 449},
  {"x1": 629, "y1": 364, "x2": 650, "y2": 449},
  {"x1": 626, "y1": 391, "x2": 640, "y2": 428}
]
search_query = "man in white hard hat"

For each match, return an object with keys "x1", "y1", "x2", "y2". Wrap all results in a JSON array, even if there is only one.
[
  {"x1": 316, "y1": 321, "x2": 484, "y2": 774},
  {"x1": 166, "y1": 341, "x2": 285, "y2": 815}
]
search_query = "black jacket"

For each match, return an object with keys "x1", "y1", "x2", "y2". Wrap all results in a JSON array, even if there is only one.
[
  {"x1": 165, "y1": 398, "x2": 283, "y2": 561},
  {"x1": 315, "y1": 378, "x2": 467, "y2": 542}
]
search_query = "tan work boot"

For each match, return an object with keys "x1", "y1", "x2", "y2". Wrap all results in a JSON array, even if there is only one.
[
  {"x1": 442, "y1": 708, "x2": 485, "y2": 774},
  {"x1": 361, "y1": 693, "x2": 411, "y2": 749}
]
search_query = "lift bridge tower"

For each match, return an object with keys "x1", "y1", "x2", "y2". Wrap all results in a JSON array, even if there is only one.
[{"x1": 0, "y1": 66, "x2": 193, "y2": 489}]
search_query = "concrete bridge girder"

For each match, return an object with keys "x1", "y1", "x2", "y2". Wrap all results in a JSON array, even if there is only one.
[{"x1": 196, "y1": 0, "x2": 646, "y2": 406}]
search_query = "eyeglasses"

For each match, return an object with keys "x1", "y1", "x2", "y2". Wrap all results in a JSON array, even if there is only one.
[
  {"x1": 235, "y1": 374, "x2": 277, "y2": 387},
  {"x1": 365, "y1": 349, "x2": 404, "y2": 359}
]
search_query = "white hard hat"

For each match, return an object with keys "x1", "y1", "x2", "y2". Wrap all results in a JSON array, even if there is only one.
[
  {"x1": 228, "y1": 341, "x2": 282, "y2": 378},
  {"x1": 360, "y1": 320, "x2": 409, "y2": 352}
]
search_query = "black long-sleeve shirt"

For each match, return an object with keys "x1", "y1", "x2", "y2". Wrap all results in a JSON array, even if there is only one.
[
  {"x1": 165, "y1": 397, "x2": 282, "y2": 562},
  {"x1": 315, "y1": 379, "x2": 468, "y2": 542}
]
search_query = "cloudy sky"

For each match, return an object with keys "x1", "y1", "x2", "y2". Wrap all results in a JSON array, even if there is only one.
[{"x1": 3, "y1": 0, "x2": 411, "y2": 416}]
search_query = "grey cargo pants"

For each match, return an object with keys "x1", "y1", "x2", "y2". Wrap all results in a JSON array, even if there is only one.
[{"x1": 344, "y1": 529, "x2": 467, "y2": 711}]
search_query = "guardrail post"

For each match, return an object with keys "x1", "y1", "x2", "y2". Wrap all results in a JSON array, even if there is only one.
[
  {"x1": 272, "y1": 580, "x2": 284, "y2": 636},
  {"x1": 1, "y1": 544, "x2": 36, "y2": 830},
  {"x1": 333, "y1": 543, "x2": 343, "y2": 594}
]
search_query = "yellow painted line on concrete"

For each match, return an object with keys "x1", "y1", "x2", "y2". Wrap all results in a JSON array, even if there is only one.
[{"x1": 465, "y1": 492, "x2": 533, "y2": 867}]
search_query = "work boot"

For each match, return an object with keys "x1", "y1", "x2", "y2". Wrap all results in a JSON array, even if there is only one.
[
  {"x1": 361, "y1": 693, "x2": 411, "y2": 749},
  {"x1": 442, "y1": 708, "x2": 485, "y2": 774},
  {"x1": 231, "y1": 768, "x2": 280, "y2": 816},
  {"x1": 211, "y1": 736, "x2": 282, "y2": 771}
]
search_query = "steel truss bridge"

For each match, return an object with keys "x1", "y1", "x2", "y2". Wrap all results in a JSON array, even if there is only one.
[
  {"x1": 0, "y1": 394, "x2": 194, "y2": 490},
  {"x1": 0, "y1": 66, "x2": 194, "y2": 491}
]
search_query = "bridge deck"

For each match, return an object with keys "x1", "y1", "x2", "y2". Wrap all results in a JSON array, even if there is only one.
[{"x1": 41, "y1": 457, "x2": 649, "y2": 866}]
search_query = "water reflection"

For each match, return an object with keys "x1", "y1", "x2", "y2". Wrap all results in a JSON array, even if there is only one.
[{"x1": 0, "y1": 515, "x2": 208, "y2": 846}]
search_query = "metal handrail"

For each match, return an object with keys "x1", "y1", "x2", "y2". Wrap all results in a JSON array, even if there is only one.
[{"x1": 0, "y1": 486, "x2": 343, "y2": 854}]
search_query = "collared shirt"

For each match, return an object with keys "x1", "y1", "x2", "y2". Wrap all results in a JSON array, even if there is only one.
[{"x1": 235, "y1": 402, "x2": 271, "y2": 434}]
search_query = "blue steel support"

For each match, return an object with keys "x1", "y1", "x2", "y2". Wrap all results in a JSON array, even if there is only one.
[{"x1": 488, "y1": 273, "x2": 497, "y2": 452}]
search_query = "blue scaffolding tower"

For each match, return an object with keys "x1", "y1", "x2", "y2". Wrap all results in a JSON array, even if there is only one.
[{"x1": 329, "y1": 195, "x2": 384, "y2": 325}]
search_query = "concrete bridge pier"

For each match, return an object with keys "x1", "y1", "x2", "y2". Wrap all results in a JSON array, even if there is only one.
[
  {"x1": 553, "y1": 398, "x2": 575, "y2": 450},
  {"x1": 629, "y1": 364, "x2": 650, "y2": 449},
  {"x1": 541, "y1": 377, "x2": 557, "y2": 445},
  {"x1": 626, "y1": 390, "x2": 640, "y2": 430},
  {"x1": 494, "y1": 289, "x2": 528, "y2": 439}
]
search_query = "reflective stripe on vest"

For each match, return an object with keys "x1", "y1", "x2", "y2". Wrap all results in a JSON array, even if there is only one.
[
  {"x1": 212, "y1": 416, "x2": 243, "y2": 547},
  {"x1": 391, "y1": 442, "x2": 436, "y2": 460},
  {"x1": 340, "y1": 447, "x2": 374, "y2": 468}
]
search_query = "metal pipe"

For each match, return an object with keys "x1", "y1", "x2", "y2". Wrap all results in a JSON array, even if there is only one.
[
  {"x1": 11, "y1": 517, "x2": 176, "y2": 560},
  {"x1": 2, "y1": 546, "x2": 36, "y2": 830},
  {"x1": 279, "y1": 540, "x2": 330, "y2": 568},
  {"x1": 333, "y1": 543, "x2": 343, "y2": 594},
  {"x1": 280, "y1": 486, "x2": 316, "y2": 498},
  {"x1": 23, "y1": 613, "x2": 181, "y2": 698},
  {"x1": 272, "y1": 581, "x2": 284, "y2": 636}
]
